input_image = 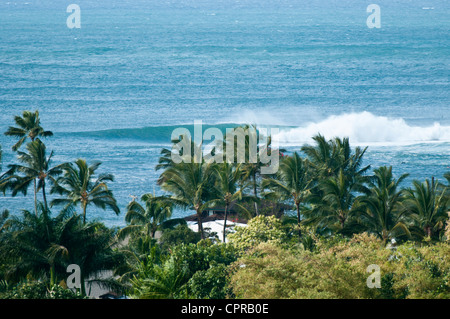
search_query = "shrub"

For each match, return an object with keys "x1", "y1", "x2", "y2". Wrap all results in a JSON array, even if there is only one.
[
  {"x1": 227, "y1": 215, "x2": 288, "y2": 252},
  {"x1": 159, "y1": 224, "x2": 201, "y2": 251},
  {"x1": 0, "y1": 281, "x2": 86, "y2": 299},
  {"x1": 228, "y1": 233, "x2": 450, "y2": 299}
]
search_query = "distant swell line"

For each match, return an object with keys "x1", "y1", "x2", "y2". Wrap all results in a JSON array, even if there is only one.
[{"x1": 67, "y1": 112, "x2": 450, "y2": 147}]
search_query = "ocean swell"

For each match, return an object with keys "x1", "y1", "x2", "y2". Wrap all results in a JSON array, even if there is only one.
[{"x1": 274, "y1": 112, "x2": 450, "y2": 146}]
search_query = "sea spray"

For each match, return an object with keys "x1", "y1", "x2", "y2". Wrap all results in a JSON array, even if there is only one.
[{"x1": 274, "y1": 112, "x2": 450, "y2": 146}]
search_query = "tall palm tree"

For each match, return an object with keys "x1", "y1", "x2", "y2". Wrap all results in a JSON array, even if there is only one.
[
  {"x1": 225, "y1": 125, "x2": 283, "y2": 216},
  {"x1": 357, "y1": 166, "x2": 411, "y2": 244},
  {"x1": 8, "y1": 139, "x2": 63, "y2": 213},
  {"x1": 301, "y1": 135, "x2": 370, "y2": 235},
  {"x1": 158, "y1": 159, "x2": 217, "y2": 240},
  {"x1": 119, "y1": 194, "x2": 185, "y2": 240},
  {"x1": 305, "y1": 168, "x2": 368, "y2": 235},
  {"x1": 4, "y1": 110, "x2": 53, "y2": 151},
  {"x1": 235, "y1": 125, "x2": 266, "y2": 217},
  {"x1": 50, "y1": 159, "x2": 120, "y2": 224},
  {"x1": 262, "y1": 152, "x2": 313, "y2": 237},
  {"x1": 209, "y1": 162, "x2": 253, "y2": 242},
  {"x1": 404, "y1": 177, "x2": 448, "y2": 240},
  {"x1": 301, "y1": 134, "x2": 370, "y2": 180}
]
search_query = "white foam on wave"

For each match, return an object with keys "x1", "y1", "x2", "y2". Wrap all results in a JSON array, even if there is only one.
[{"x1": 273, "y1": 111, "x2": 450, "y2": 147}]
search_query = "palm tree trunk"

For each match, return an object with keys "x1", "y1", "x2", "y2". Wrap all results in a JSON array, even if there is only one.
[
  {"x1": 296, "y1": 202, "x2": 302, "y2": 238},
  {"x1": 253, "y1": 172, "x2": 258, "y2": 216},
  {"x1": 34, "y1": 178, "x2": 38, "y2": 216},
  {"x1": 196, "y1": 208, "x2": 205, "y2": 239},
  {"x1": 80, "y1": 272, "x2": 86, "y2": 297},
  {"x1": 223, "y1": 203, "x2": 228, "y2": 243},
  {"x1": 82, "y1": 202, "x2": 87, "y2": 224},
  {"x1": 50, "y1": 264, "x2": 56, "y2": 286},
  {"x1": 42, "y1": 179, "x2": 48, "y2": 211},
  {"x1": 425, "y1": 226, "x2": 432, "y2": 238}
]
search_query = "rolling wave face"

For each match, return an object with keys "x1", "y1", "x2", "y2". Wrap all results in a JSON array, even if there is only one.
[
  {"x1": 70, "y1": 123, "x2": 241, "y2": 144},
  {"x1": 67, "y1": 112, "x2": 450, "y2": 148},
  {"x1": 274, "y1": 112, "x2": 450, "y2": 146}
]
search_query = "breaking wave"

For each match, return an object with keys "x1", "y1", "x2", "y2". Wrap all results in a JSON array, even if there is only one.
[{"x1": 274, "y1": 111, "x2": 450, "y2": 146}]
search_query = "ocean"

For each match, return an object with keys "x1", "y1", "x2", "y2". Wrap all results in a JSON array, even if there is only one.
[{"x1": 0, "y1": 0, "x2": 449, "y2": 227}]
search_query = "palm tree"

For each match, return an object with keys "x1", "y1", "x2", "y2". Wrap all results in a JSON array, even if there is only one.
[
  {"x1": 0, "y1": 145, "x2": 12, "y2": 195},
  {"x1": 4, "y1": 110, "x2": 53, "y2": 151},
  {"x1": 0, "y1": 203, "x2": 64, "y2": 286},
  {"x1": 65, "y1": 220, "x2": 127, "y2": 296},
  {"x1": 304, "y1": 168, "x2": 369, "y2": 235},
  {"x1": 262, "y1": 152, "x2": 313, "y2": 237},
  {"x1": 0, "y1": 204, "x2": 126, "y2": 296},
  {"x1": 119, "y1": 194, "x2": 185, "y2": 240},
  {"x1": 357, "y1": 166, "x2": 411, "y2": 244},
  {"x1": 301, "y1": 134, "x2": 370, "y2": 180},
  {"x1": 404, "y1": 177, "x2": 449, "y2": 240},
  {"x1": 234, "y1": 125, "x2": 266, "y2": 217},
  {"x1": 158, "y1": 159, "x2": 217, "y2": 240},
  {"x1": 131, "y1": 255, "x2": 189, "y2": 299},
  {"x1": 301, "y1": 135, "x2": 370, "y2": 235},
  {"x1": 209, "y1": 162, "x2": 253, "y2": 242},
  {"x1": 50, "y1": 159, "x2": 120, "y2": 224},
  {"x1": 8, "y1": 139, "x2": 63, "y2": 213},
  {"x1": 224, "y1": 125, "x2": 284, "y2": 216}
]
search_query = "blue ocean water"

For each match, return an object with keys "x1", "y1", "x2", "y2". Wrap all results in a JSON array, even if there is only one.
[{"x1": 0, "y1": 0, "x2": 449, "y2": 227}]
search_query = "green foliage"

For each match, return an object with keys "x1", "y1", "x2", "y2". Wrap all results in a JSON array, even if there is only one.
[
  {"x1": 50, "y1": 159, "x2": 119, "y2": 224},
  {"x1": 445, "y1": 213, "x2": 450, "y2": 241},
  {"x1": 119, "y1": 194, "x2": 180, "y2": 241},
  {"x1": 2, "y1": 111, "x2": 450, "y2": 300},
  {"x1": 229, "y1": 233, "x2": 450, "y2": 299},
  {"x1": 403, "y1": 178, "x2": 448, "y2": 240},
  {"x1": 357, "y1": 166, "x2": 411, "y2": 243},
  {"x1": 157, "y1": 150, "x2": 218, "y2": 239},
  {"x1": 187, "y1": 263, "x2": 229, "y2": 299},
  {"x1": 0, "y1": 281, "x2": 86, "y2": 299},
  {"x1": 131, "y1": 255, "x2": 190, "y2": 299},
  {"x1": 0, "y1": 205, "x2": 126, "y2": 297},
  {"x1": 159, "y1": 224, "x2": 201, "y2": 251},
  {"x1": 391, "y1": 242, "x2": 450, "y2": 298},
  {"x1": 130, "y1": 240, "x2": 238, "y2": 299},
  {"x1": 4, "y1": 110, "x2": 53, "y2": 152},
  {"x1": 227, "y1": 215, "x2": 289, "y2": 252}
]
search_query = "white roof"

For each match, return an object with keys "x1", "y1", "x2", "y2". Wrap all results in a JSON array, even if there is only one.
[{"x1": 187, "y1": 220, "x2": 247, "y2": 243}]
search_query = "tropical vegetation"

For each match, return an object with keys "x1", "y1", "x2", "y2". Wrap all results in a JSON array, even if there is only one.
[{"x1": 0, "y1": 110, "x2": 449, "y2": 299}]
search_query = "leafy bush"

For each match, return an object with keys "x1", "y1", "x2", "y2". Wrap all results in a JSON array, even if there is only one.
[
  {"x1": 130, "y1": 240, "x2": 238, "y2": 299},
  {"x1": 227, "y1": 215, "x2": 289, "y2": 252},
  {"x1": 0, "y1": 281, "x2": 86, "y2": 299},
  {"x1": 188, "y1": 263, "x2": 230, "y2": 299},
  {"x1": 159, "y1": 224, "x2": 201, "y2": 251},
  {"x1": 228, "y1": 233, "x2": 450, "y2": 299}
]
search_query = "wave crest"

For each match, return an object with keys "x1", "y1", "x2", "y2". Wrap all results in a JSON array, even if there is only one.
[{"x1": 274, "y1": 112, "x2": 450, "y2": 146}]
